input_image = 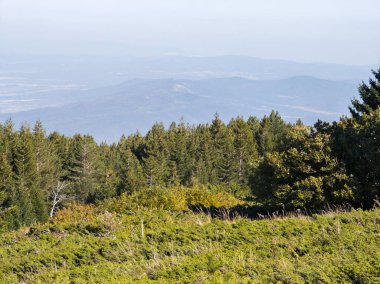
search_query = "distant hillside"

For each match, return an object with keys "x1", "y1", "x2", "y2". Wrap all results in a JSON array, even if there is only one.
[
  {"x1": 0, "y1": 55, "x2": 374, "y2": 86},
  {"x1": 1, "y1": 76, "x2": 358, "y2": 142}
]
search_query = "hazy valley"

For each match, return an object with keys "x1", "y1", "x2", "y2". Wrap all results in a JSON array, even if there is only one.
[{"x1": 0, "y1": 55, "x2": 373, "y2": 141}]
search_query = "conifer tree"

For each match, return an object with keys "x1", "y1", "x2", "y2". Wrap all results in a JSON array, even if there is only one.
[
  {"x1": 96, "y1": 143, "x2": 118, "y2": 200},
  {"x1": 258, "y1": 111, "x2": 289, "y2": 155},
  {"x1": 13, "y1": 125, "x2": 48, "y2": 224},
  {"x1": 210, "y1": 114, "x2": 236, "y2": 183},
  {"x1": 350, "y1": 68, "x2": 380, "y2": 117},
  {"x1": 193, "y1": 124, "x2": 213, "y2": 184},
  {"x1": 116, "y1": 137, "x2": 145, "y2": 194},
  {"x1": 48, "y1": 131, "x2": 71, "y2": 179},
  {"x1": 66, "y1": 135, "x2": 101, "y2": 202},
  {"x1": 228, "y1": 117, "x2": 258, "y2": 184},
  {"x1": 332, "y1": 67, "x2": 380, "y2": 206},
  {"x1": 142, "y1": 123, "x2": 168, "y2": 187},
  {"x1": 252, "y1": 125, "x2": 354, "y2": 210},
  {"x1": 334, "y1": 109, "x2": 380, "y2": 205},
  {"x1": 0, "y1": 151, "x2": 16, "y2": 229},
  {"x1": 33, "y1": 121, "x2": 61, "y2": 202},
  {"x1": 167, "y1": 120, "x2": 191, "y2": 185}
]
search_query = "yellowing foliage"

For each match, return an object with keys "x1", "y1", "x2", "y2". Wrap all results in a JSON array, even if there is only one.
[{"x1": 102, "y1": 186, "x2": 243, "y2": 213}]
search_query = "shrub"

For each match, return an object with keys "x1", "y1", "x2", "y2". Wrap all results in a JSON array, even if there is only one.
[{"x1": 102, "y1": 185, "x2": 242, "y2": 213}]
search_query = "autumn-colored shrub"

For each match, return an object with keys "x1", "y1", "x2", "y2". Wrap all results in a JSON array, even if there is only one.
[{"x1": 102, "y1": 185, "x2": 242, "y2": 213}]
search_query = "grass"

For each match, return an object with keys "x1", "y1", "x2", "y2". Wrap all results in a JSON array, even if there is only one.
[{"x1": 0, "y1": 202, "x2": 379, "y2": 283}]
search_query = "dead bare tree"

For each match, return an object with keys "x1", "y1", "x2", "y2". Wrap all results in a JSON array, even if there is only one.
[{"x1": 49, "y1": 181, "x2": 72, "y2": 218}]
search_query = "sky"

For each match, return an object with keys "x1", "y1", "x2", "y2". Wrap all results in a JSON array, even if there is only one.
[{"x1": 0, "y1": 0, "x2": 379, "y2": 65}]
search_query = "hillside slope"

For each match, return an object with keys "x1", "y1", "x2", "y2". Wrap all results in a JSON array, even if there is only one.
[{"x1": 1, "y1": 206, "x2": 379, "y2": 283}]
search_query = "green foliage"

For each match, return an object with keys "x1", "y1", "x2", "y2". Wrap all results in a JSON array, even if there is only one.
[
  {"x1": 0, "y1": 204, "x2": 378, "y2": 283},
  {"x1": 251, "y1": 125, "x2": 354, "y2": 209},
  {"x1": 229, "y1": 117, "x2": 258, "y2": 185},
  {"x1": 102, "y1": 186, "x2": 242, "y2": 213},
  {"x1": 116, "y1": 136, "x2": 145, "y2": 195},
  {"x1": 350, "y1": 68, "x2": 380, "y2": 117},
  {"x1": 257, "y1": 111, "x2": 290, "y2": 154},
  {"x1": 334, "y1": 109, "x2": 380, "y2": 205}
]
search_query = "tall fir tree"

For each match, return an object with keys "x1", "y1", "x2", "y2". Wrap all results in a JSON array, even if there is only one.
[
  {"x1": 142, "y1": 123, "x2": 168, "y2": 187},
  {"x1": 210, "y1": 114, "x2": 236, "y2": 183},
  {"x1": 228, "y1": 117, "x2": 258, "y2": 184},
  {"x1": 66, "y1": 134, "x2": 101, "y2": 202},
  {"x1": 116, "y1": 136, "x2": 145, "y2": 194},
  {"x1": 350, "y1": 68, "x2": 380, "y2": 117},
  {"x1": 33, "y1": 121, "x2": 61, "y2": 203},
  {"x1": 257, "y1": 111, "x2": 289, "y2": 155},
  {"x1": 13, "y1": 125, "x2": 48, "y2": 224}
]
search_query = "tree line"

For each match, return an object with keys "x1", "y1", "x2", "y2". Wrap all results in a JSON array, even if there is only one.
[{"x1": 0, "y1": 68, "x2": 379, "y2": 230}]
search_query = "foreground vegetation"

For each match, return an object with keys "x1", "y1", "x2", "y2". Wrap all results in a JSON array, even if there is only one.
[{"x1": 0, "y1": 197, "x2": 379, "y2": 283}]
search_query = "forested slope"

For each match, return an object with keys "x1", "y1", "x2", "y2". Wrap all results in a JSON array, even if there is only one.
[{"x1": 0, "y1": 68, "x2": 379, "y2": 230}]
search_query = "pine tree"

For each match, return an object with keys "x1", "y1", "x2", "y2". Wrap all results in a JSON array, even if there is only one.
[
  {"x1": 252, "y1": 125, "x2": 354, "y2": 210},
  {"x1": 96, "y1": 143, "x2": 119, "y2": 200},
  {"x1": 350, "y1": 68, "x2": 380, "y2": 117},
  {"x1": 142, "y1": 123, "x2": 168, "y2": 187},
  {"x1": 228, "y1": 117, "x2": 258, "y2": 184},
  {"x1": 0, "y1": 120, "x2": 18, "y2": 228},
  {"x1": 48, "y1": 131, "x2": 71, "y2": 180},
  {"x1": 333, "y1": 109, "x2": 380, "y2": 205},
  {"x1": 210, "y1": 114, "x2": 236, "y2": 183},
  {"x1": 33, "y1": 121, "x2": 61, "y2": 203},
  {"x1": 257, "y1": 111, "x2": 289, "y2": 155},
  {"x1": 13, "y1": 125, "x2": 48, "y2": 224},
  {"x1": 166, "y1": 120, "x2": 191, "y2": 185},
  {"x1": 193, "y1": 124, "x2": 213, "y2": 184},
  {"x1": 66, "y1": 135, "x2": 101, "y2": 203},
  {"x1": 0, "y1": 151, "x2": 16, "y2": 229},
  {"x1": 116, "y1": 137, "x2": 145, "y2": 194}
]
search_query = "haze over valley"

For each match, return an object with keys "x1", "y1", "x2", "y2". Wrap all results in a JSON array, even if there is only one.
[{"x1": 0, "y1": 55, "x2": 374, "y2": 141}]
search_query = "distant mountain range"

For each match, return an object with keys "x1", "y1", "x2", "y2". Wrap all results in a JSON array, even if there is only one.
[
  {"x1": 0, "y1": 55, "x2": 375, "y2": 85},
  {"x1": 1, "y1": 75, "x2": 359, "y2": 142}
]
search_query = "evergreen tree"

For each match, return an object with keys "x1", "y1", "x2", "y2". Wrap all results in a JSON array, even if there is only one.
[
  {"x1": 0, "y1": 151, "x2": 16, "y2": 229},
  {"x1": 33, "y1": 121, "x2": 61, "y2": 202},
  {"x1": 66, "y1": 135, "x2": 101, "y2": 202},
  {"x1": 228, "y1": 117, "x2": 258, "y2": 184},
  {"x1": 167, "y1": 120, "x2": 191, "y2": 185},
  {"x1": 333, "y1": 110, "x2": 380, "y2": 205},
  {"x1": 0, "y1": 120, "x2": 18, "y2": 228},
  {"x1": 251, "y1": 125, "x2": 354, "y2": 210},
  {"x1": 94, "y1": 143, "x2": 119, "y2": 200},
  {"x1": 116, "y1": 137, "x2": 145, "y2": 194},
  {"x1": 142, "y1": 123, "x2": 168, "y2": 187},
  {"x1": 331, "y1": 67, "x2": 380, "y2": 206},
  {"x1": 350, "y1": 68, "x2": 380, "y2": 117},
  {"x1": 48, "y1": 131, "x2": 71, "y2": 180},
  {"x1": 210, "y1": 114, "x2": 235, "y2": 183},
  {"x1": 13, "y1": 125, "x2": 48, "y2": 224},
  {"x1": 193, "y1": 124, "x2": 213, "y2": 184},
  {"x1": 257, "y1": 111, "x2": 289, "y2": 155}
]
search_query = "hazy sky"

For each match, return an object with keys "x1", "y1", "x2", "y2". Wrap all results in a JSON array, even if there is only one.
[{"x1": 0, "y1": 0, "x2": 379, "y2": 64}]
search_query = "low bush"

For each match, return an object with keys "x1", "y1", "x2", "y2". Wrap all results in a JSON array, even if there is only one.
[
  {"x1": 101, "y1": 185, "x2": 242, "y2": 214},
  {"x1": 0, "y1": 204, "x2": 379, "y2": 283}
]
